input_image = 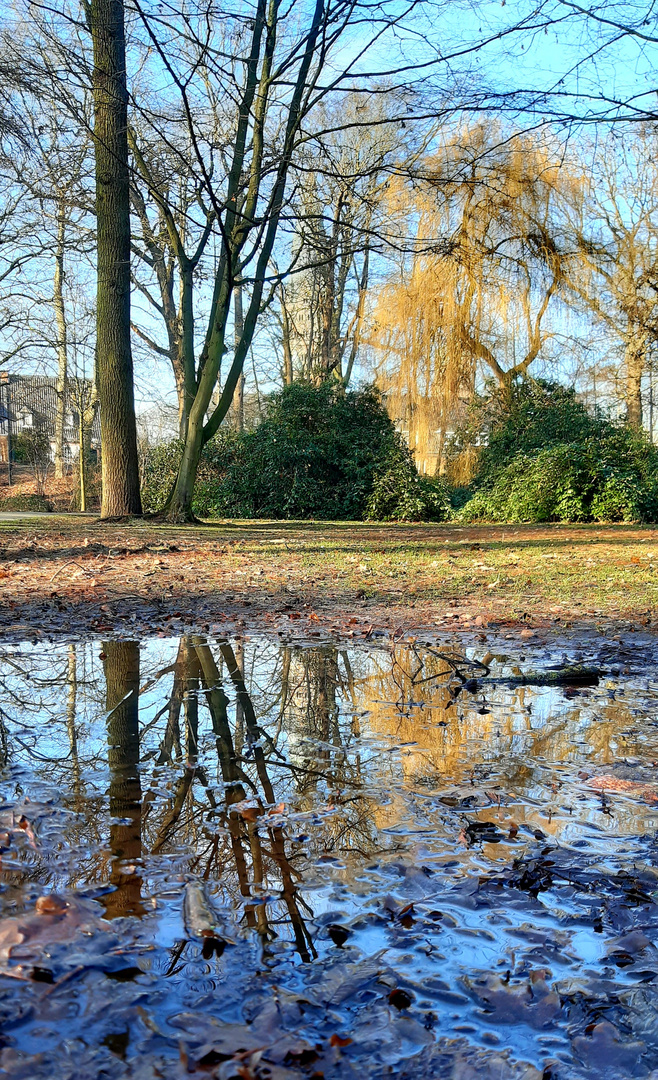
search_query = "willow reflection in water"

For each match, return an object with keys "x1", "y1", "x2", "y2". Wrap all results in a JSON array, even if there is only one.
[
  {"x1": 1, "y1": 637, "x2": 657, "y2": 911},
  {"x1": 0, "y1": 636, "x2": 658, "y2": 1079}
]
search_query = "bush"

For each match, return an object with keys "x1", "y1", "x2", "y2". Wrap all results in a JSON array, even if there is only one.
[
  {"x1": 142, "y1": 383, "x2": 447, "y2": 521},
  {"x1": 590, "y1": 472, "x2": 648, "y2": 523},
  {"x1": 143, "y1": 378, "x2": 658, "y2": 525},
  {"x1": 9, "y1": 433, "x2": 32, "y2": 464},
  {"x1": 454, "y1": 383, "x2": 658, "y2": 523},
  {"x1": 10, "y1": 429, "x2": 52, "y2": 495},
  {"x1": 448, "y1": 379, "x2": 600, "y2": 483},
  {"x1": 0, "y1": 493, "x2": 53, "y2": 512},
  {"x1": 141, "y1": 440, "x2": 184, "y2": 516},
  {"x1": 365, "y1": 452, "x2": 452, "y2": 521}
]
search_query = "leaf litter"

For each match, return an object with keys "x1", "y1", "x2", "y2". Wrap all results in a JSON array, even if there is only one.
[{"x1": 0, "y1": 635, "x2": 658, "y2": 1077}]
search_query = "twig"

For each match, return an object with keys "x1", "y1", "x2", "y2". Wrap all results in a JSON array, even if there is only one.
[{"x1": 49, "y1": 561, "x2": 92, "y2": 583}]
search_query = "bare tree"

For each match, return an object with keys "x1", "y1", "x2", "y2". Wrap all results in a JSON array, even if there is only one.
[
  {"x1": 128, "y1": 126, "x2": 216, "y2": 440},
  {"x1": 563, "y1": 131, "x2": 658, "y2": 428},
  {"x1": 69, "y1": 372, "x2": 99, "y2": 511},
  {"x1": 273, "y1": 94, "x2": 403, "y2": 387},
  {"x1": 124, "y1": 0, "x2": 511, "y2": 520}
]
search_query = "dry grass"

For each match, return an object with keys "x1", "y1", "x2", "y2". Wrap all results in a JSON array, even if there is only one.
[{"x1": 0, "y1": 516, "x2": 656, "y2": 638}]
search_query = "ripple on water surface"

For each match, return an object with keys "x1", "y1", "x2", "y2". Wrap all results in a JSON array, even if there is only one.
[{"x1": 0, "y1": 634, "x2": 657, "y2": 1078}]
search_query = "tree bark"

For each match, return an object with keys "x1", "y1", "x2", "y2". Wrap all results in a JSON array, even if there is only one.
[
  {"x1": 234, "y1": 284, "x2": 244, "y2": 433},
  {"x1": 281, "y1": 299, "x2": 294, "y2": 385},
  {"x1": 625, "y1": 335, "x2": 645, "y2": 428},
  {"x1": 91, "y1": 0, "x2": 142, "y2": 518},
  {"x1": 78, "y1": 405, "x2": 86, "y2": 512}
]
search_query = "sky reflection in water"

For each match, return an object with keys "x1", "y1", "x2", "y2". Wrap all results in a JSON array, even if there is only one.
[{"x1": 0, "y1": 635, "x2": 657, "y2": 1079}]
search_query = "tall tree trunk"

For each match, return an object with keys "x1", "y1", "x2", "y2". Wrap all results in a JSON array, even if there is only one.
[
  {"x1": 625, "y1": 335, "x2": 645, "y2": 429},
  {"x1": 343, "y1": 243, "x2": 370, "y2": 389},
  {"x1": 78, "y1": 405, "x2": 87, "y2": 512},
  {"x1": 53, "y1": 208, "x2": 68, "y2": 480},
  {"x1": 180, "y1": 266, "x2": 197, "y2": 441},
  {"x1": 234, "y1": 284, "x2": 244, "y2": 433},
  {"x1": 91, "y1": 0, "x2": 142, "y2": 518},
  {"x1": 102, "y1": 640, "x2": 144, "y2": 918}
]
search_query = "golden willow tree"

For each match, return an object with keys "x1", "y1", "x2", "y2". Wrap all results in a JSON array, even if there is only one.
[{"x1": 373, "y1": 126, "x2": 576, "y2": 473}]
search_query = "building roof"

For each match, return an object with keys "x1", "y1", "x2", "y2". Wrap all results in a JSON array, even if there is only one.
[{"x1": 0, "y1": 372, "x2": 100, "y2": 444}]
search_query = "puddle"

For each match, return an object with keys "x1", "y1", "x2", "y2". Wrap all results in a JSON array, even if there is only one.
[{"x1": 0, "y1": 635, "x2": 657, "y2": 1077}]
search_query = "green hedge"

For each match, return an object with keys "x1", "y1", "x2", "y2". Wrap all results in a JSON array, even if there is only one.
[{"x1": 0, "y1": 493, "x2": 53, "y2": 512}]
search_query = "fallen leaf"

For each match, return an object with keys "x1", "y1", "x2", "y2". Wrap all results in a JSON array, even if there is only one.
[
  {"x1": 388, "y1": 988, "x2": 413, "y2": 1010},
  {"x1": 329, "y1": 1034, "x2": 353, "y2": 1047},
  {"x1": 588, "y1": 775, "x2": 658, "y2": 802},
  {"x1": 327, "y1": 924, "x2": 350, "y2": 946},
  {"x1": 231, "y1": 799, "x2": 263, "y2": 822}
]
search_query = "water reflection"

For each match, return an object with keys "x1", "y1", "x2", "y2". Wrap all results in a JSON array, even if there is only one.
[
  {"x1": 1, "y1": 635, "x2": 658, "y2": 1078},
  {"x1": 103, "y1": 641, "x2": 143, "y2": 919}
]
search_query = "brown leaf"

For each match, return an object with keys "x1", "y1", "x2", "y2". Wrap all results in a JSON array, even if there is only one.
[
  {"x1": 388, "y1": 988, "x2": 413, "y2": 1010},
  {"x1": 329, "y1": 1034, "x2": 353, "y2": 1048},
  {"x1": 231, "y1": 799, "x2": 263, "y2": 822}
]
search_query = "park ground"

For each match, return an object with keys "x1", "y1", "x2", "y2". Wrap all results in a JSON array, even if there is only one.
[{"x1": 0, "y1": 515, "x2": 657, "y2": 642}]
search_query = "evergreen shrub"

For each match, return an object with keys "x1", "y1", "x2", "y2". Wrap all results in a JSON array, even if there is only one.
[
  {"x1": 0, "y1": 493, "x2": 53, "y2": 512},
  {"x1": 142, "y1": 383, "x2": 449, "y2": 521},
  {"x1": 454, "y1": 380, "x2": 658, "y2": 523}
]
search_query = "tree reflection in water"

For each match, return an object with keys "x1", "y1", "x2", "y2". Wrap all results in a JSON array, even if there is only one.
[
  {"x1": 2, "y1": 636, "x2": 658, "y2": 1077},
  {"x1": 0, "y1": 634, "x2": 657, "y2": 953},
  {"x1": 102, "y1": 641, "x2": 144, "y2": 919}
]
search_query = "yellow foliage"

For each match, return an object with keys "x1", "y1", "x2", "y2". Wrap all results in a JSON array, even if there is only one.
[{"x1": 373, "y1": 124, "x2": 578, "y2": 472}]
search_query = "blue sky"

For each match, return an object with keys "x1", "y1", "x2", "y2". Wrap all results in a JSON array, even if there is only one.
[{"x1": 4, "y1": 0, "x2": 658, "y2": 428}]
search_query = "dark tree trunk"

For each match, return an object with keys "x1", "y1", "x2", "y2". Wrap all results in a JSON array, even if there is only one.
[
  {"x1": 102, "y1": 640, "x2": 144, "y2": 918},
  {"x1": 234, "y1": 285, "x2": 245, "y2": 433},
  {"x1": 53, "y1": 209, "x2": 68, "y2": 480},
  {"x1": 91, "y1": 0, "x2": 142, "y2": 518}
]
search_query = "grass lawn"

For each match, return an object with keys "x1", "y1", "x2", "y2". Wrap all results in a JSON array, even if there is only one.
[{"x1": 0, "y1": 515, "x2": 657, "y2": 639}]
